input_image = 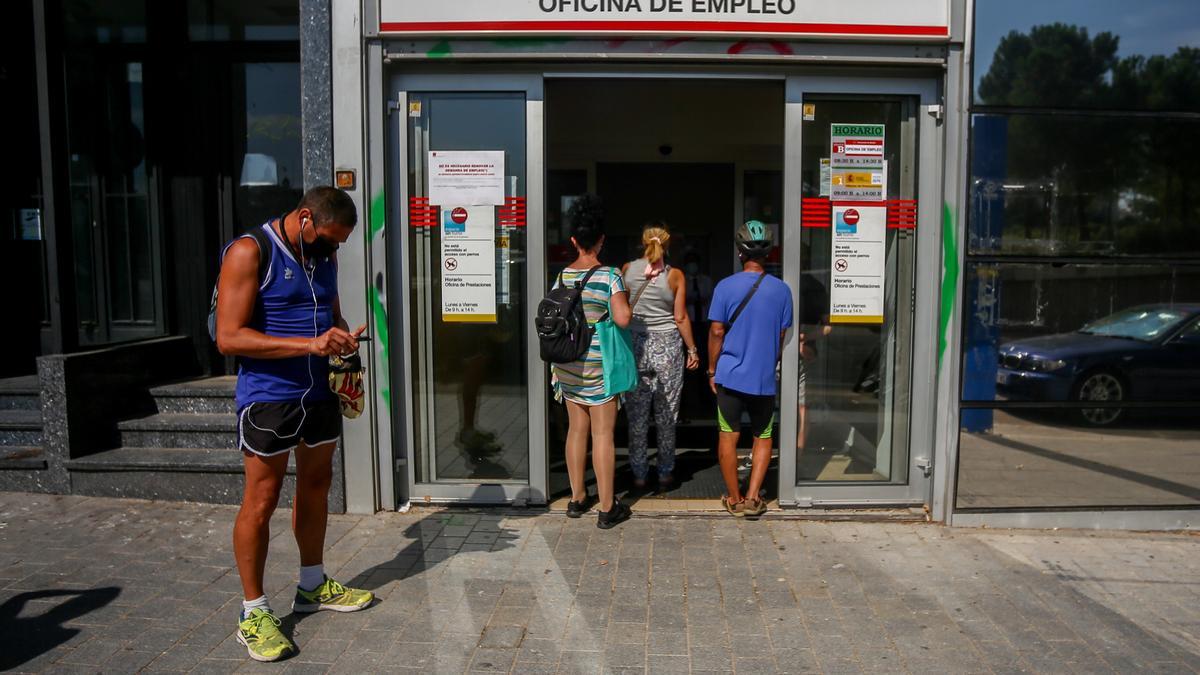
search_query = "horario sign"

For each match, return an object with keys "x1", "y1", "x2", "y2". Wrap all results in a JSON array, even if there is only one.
[{"x1": 377, "y1": 0, "x2": 950, "y2": 41}]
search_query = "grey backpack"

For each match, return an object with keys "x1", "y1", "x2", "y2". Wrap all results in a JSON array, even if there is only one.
[{"x1": 207, "y1": 227, "x2": 272, "y2": 342}]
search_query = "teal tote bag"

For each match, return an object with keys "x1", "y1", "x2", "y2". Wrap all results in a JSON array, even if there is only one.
[{"x1": 596, "y1": 302, "x2": 637, "y2": 397}]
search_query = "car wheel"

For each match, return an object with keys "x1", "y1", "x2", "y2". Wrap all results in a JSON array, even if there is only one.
[{"x1": 1072, "y1": 370, "x2": 1125, "y2": 426}]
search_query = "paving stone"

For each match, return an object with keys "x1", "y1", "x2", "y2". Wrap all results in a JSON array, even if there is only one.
[
  {"x1": 606, "y1": 621, "x2": 648, "y2": 645},
  {"x1": 192, "y1": 657, "x2": 247, "y2": 674},
  {"x1": 97, "y1": 648, "x2": 161, "y2": 674},
  {"x1": 517, "y1": 636, "x2": 562, "y2": 663},
  {"x1": 345, "y1": 628, "x2": 394, "y2": 654},
  {"x1": 647, "y1": 629, "x2": 690, "y2": 656},
  {"x1": 478, "y1": 624, "x2": 525, "y2": 649},
  {"x1": 605, "y1": 643, "x2": 647, "y2": 668},
  {"x1": 292, "y1": 638, "x2": 348, "y2": 664},
  {"x1": 54, "y1": 637, "x2": 128, "y2": 665},
  {"x1": 689, "y1": 645, "x2": 733, "y2": 671},
  {"x1": 143, "y1": 642, "x2": 213, "y2": 671},
  {"x1": 2, "y1": 493, "x2": 1198, "y2": 675},
  {"x1": 734, "y1": 656, "x2": 779, "y2": 674},
  {"x1": 646, "y1": 653, "x2": 692, "y2": 674},
  {"x1": 468, "y1": 647, "x2": 517, "y2": 672},
  {"x1": 558, "y1": 649, "x2": 605, "y2": 675}
]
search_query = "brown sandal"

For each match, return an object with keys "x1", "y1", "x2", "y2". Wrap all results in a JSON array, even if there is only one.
[
  {"x1": 744, "y1": 498, "x2": 768, "y2": 519},
  {"x1": 721, "y1": 495, "x2": 746, "y2": 517}
]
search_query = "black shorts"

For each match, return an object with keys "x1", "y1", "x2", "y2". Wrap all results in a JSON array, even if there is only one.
[
  {"x1": 716, "y1": 385, "x2": 776, "y2": 439},
  {"x1": 237, "y1": 400, "x2": 342, "y2": 457}
]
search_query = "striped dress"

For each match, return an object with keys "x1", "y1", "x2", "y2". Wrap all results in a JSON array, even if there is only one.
[{"x1": 550, "y1": 266, "x2": 628, "y2": 406}]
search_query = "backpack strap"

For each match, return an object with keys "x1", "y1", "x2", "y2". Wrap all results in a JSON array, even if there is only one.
[
  {"x1": 726, "y1": 272, "x2": 767, "y2": 329},
  {"x1": 575, "y1": 265, "x2": 601, "y2": 290},
  {"x1": 247, "y1": 226, "x2": 272, "y2": 287},
  {"x1": 220, "y1": 225, "x2": 273, "y2": 288}
]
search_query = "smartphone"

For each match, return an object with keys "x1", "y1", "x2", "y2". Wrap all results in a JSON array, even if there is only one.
[{"x1": 356, "y1": 335, "x2": 372, "y2": 342}]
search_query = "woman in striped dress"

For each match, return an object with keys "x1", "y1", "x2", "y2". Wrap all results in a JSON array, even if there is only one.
[{"x1": 551, "y1": 195, "x2": 633, "y2": 529}]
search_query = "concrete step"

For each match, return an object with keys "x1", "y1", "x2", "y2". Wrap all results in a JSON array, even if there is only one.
[
  {"x1": 0, "y1": 410, "x2": 43, "y2": 447},
  {"x1": 66, "y1": 447, "x2": 295, "y2": 504},
  {"x1": 66, "y1": 447, "x2": 293, "y2": 473},
  {"x1": 0, "y1": 376, "x2": 40, "y2": 411},
  {"x1": 0, "y1": 446, "x2": 47, "y2": 470},
  {"x1": 117, "y1": 413, "x2": 236, "y2": 449},
  {"x1": 0, "y1": 446, "x2": 55, "y2": 494},
  {"x1": 150, "y1": 376, "x2": 236, "y2": 415}
]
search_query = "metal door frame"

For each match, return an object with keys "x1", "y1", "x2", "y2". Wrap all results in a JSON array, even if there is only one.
[
  {"x1": 390, "y1": 72, "x2": 547, "y2": 504},
  {"x1": 780, "y1": 75, "x2": 942, "y2": 507}
]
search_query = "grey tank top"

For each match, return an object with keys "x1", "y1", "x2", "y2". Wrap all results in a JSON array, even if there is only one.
[{"x1": 624, "y1": 258, "x2": 677, "y2": 333}]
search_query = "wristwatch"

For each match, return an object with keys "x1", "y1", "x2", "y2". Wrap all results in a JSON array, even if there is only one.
[
  {"x1": 706, "y1": 370, "x2": 716, "y2": 377},
  {"x1": 687, "y1": 347, "x2": 699, "y2": 355}
]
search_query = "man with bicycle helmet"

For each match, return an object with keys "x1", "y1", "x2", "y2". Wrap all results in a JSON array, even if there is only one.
[{"x1": 706, "y1": 220, "x2": 793, "y2": 518}]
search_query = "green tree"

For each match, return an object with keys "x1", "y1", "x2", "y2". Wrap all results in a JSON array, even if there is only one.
[
  {"x1": 1111, "y1": 48, "x2": 1200, "y2": 254},
  {"x1": 979, "y1": 23, "x2": 1119, "y2": 108},
  {"x1": 979, "y1": 25, "x2": 1127, "y2": 250}
]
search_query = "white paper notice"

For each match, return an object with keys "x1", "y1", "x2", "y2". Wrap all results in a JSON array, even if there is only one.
[
  {"x1": 428, "y1": 151, "x2": 505, "y2": 206},
  {"x1": 830, "y1": 123, "x2": 886, "y2": 202},
  {"x1": 829, "y1": 204, "x2": 886, "y2": 325},
  {"x1": 819, "y1": 158, "x2": 831, "y2": 197},
  {"x1": 441, "y1": 205, "x2": 497, "y2": 323}
]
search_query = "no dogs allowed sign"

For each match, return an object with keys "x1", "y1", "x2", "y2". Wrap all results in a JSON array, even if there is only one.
[
  {"x1": 441, "y1": 205, "x2": 498, "y2": 323},
  {"x1": 829, "y1": 204, "x2": 885, "y2": 325}
]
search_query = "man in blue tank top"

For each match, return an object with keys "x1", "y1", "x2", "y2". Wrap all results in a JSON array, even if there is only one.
[
  {"x1": 707, "y1": 220, "x2": 793, "y2": 519},
  {"x1": 215, "y1": 186, "x2": 372, "y2": 662}
]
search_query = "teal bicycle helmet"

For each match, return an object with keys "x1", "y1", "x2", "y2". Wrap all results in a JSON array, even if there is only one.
[{"x1": 736, "y1": 219, "x2": 774, "y2": 257}]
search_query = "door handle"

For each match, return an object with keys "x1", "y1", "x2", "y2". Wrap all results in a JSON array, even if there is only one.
[{"x1": 915, "y1": 456, "x2": 932, "y2": 477}]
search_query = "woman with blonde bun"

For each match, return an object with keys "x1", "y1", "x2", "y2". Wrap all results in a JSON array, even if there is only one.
[{"x1": 621, "y1": 222, "x2": 700, "y2": 492}]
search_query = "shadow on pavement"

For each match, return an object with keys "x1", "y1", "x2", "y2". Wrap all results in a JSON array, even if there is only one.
[
  {"x1": 279, "y1": 495, "x2": 524, "y2": 639},
  {"x1": 0, "y1": 587, "x2": 122, "y2": 671}
]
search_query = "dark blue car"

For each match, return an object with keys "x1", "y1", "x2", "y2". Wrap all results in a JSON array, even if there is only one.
[{"x1": 996, "y1": 304, "x2": 1200, "y2": 425}]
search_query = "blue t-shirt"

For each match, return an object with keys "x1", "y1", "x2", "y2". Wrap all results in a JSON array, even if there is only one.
[{"x1": 708, "y1": 271, "x2": 793, "y2": 396}]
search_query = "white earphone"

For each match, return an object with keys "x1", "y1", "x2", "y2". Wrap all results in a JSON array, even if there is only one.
[{"x1": 248, "y1": 211, "x2": 319, "y2": 442}]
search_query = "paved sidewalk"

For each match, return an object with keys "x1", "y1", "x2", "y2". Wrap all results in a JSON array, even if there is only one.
[{"x1": 1, "y1": 494, "x2": 1198, "y2": 674}]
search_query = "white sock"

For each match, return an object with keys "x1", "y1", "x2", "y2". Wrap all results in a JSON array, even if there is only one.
[
  {"x1": 242, "y1": 595, "x2": 271, "y2": 620},
  {"x1": 299, "y1": 564, "x2": 325, "y2": 592}
]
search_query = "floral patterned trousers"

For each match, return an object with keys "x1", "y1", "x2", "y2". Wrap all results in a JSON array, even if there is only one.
[{"x1": 627, "y1": 330, "x2": 684, "y2": 481}]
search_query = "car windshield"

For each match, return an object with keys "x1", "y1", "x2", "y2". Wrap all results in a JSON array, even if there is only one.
[{"x1": 1078, "y1": 308, "x2": 1189, "y2": 341}]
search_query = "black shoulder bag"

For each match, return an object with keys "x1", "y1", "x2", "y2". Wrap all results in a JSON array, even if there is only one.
[{"x1": 725, "y1": 272, "x2": 768, "y2": 330}]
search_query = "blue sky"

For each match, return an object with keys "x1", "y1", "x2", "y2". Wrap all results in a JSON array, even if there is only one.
[{"x1": 973, "y1": 0, "x2": 1200, "y2": 92}]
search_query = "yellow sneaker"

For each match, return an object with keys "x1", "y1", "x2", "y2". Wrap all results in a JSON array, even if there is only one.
[
  {"x1": 292, "y1": 576, "x2": 374, "y2": 613},
  {"x1": 237, "y1": 608, "x2": 295, "y2": 662}
]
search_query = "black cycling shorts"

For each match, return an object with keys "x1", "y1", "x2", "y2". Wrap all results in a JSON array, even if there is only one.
[
  {"x1": 237, "y1": 400, "x2": 342, "y2": 457},
  {"x1": 715, "y1": 385, "x2": 776, "y2": 439}
]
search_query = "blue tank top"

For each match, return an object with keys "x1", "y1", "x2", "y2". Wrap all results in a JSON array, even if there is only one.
[{"x1": 226, "y1": 219, "x2": 338, "y2": 410}]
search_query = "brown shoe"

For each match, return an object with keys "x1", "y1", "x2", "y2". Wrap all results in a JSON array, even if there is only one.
[
  {"x1": 744, "y1": 498, "x2": 768, "y2": 519},
  {"x1": 721, "y1": 495, "x2": 746, "y2": 517}
]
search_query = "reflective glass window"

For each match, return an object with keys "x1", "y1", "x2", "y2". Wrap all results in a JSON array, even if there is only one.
[
  {"x1": 974, "y1": 0, "x2": 1200, "y2": 111},
  {"x1": 961, "y1": 263, "x2": 1200, "y2": 404},
  {"x1": 64, "y1": 0, "x2": 147, "y2": 44},
  {"x1": 957, "y1": 408, "x2": 1200, "y2": 509},
  {"x1": 3, "y1": 0, "x2": 46, "y2": 372},
  {"x1": 970, "y1": 114, "x2": 1200, "y2": 257},
  {"x1": 235, "y1": 63, "x2": 303, "y2": 229},
  {"x1": 188, "y1": 0, "x2": 299, "y2": 41}
]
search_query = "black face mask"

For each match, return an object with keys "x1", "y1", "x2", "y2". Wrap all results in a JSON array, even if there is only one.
[{"x1": 302, "y1": 233, "x2": 338, "y2": 261}]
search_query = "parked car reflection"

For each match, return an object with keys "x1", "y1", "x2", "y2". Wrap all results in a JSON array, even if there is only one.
[{"x1": 996, "y1": 304, "x2": 1200, "y2": 425}]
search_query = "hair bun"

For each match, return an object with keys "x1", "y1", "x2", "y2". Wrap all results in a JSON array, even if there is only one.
[{"x1": 568, "y1": 194, "x2": 606, "y2": 250}]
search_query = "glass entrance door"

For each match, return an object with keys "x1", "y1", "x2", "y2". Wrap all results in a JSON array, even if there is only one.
[
  {"x1": 780, "y1": 77, "x2": 942, "y2": 506},
  {"x1": 393, "y1": 75, "x2": 546, "y2": 504},
  {"x1": 65, "y1": 53, "x2": 167, "y2": 346}
]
